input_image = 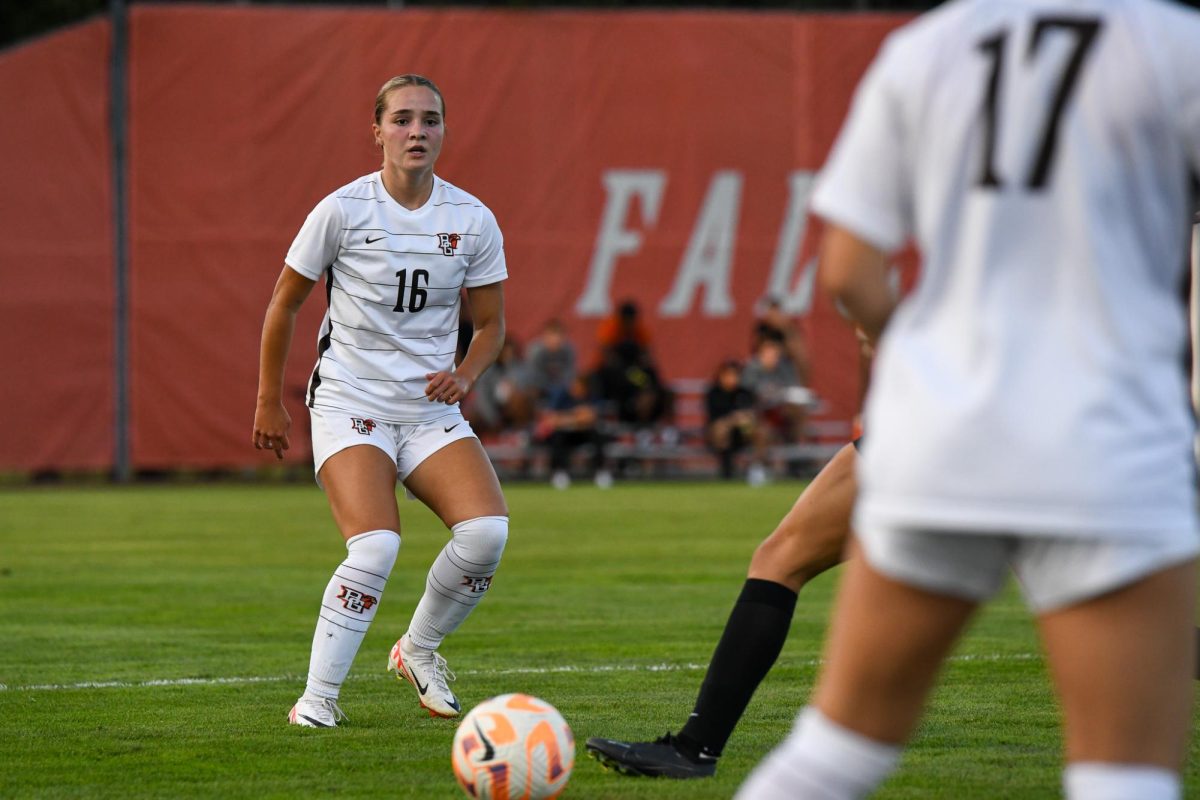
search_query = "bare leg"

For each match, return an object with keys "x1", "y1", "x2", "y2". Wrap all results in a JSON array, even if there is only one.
[
  {"x1": 319, "y1": 444, "x2": 401, "y2": 539},
  {"x1": 403, "y1": 437, "x2": 506, "y2": 527},
  {"x1": 1038, "y1": 559, "x2": 1196, "y2": 769},
  {"x1": 748, "y1": 442, "x2": 856, "y2": 591},
  {"x1": 387, "y1": 437, "x2": 510, "y2": 717},
  {"x1": 587, "y1": 444, "x2": 860, "y2": 776},
  {"x1": 814, "y1": 538, "x2": 978, "y2": 743}
]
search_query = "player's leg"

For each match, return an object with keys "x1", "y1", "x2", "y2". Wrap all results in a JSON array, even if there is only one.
[
  {"x1": 1030, "y1": 550, "x2": 1196, "y2": 799},
  {"x1": 736, "y1": 534, "x2": 985, "y2": 799},
  {"x1": 291, "y1": 433, "x2": 403, "y2": 728},
  {"x1": 586, "y1": 442, "x2": 856, "y2": 778},
  {"x1": 390, "y1": 430, "x2": 508, "y2": 717}
]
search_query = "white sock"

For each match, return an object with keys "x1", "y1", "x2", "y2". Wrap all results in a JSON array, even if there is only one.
[
  {"x1": 405, "y1": 516, "x2": 508, "y2": 650},
  {"x1": 1064, "y1": 762, "x2": 1180, "y2": 800},
  {"x1": 303, "y1": 530, "x2": 400, "y2": 700},
  {"x1": 735, "y1": 707, "x2": 901, "y2": 800}
]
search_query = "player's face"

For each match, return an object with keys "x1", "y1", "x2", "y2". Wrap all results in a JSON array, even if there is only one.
[{"x1": 374, "y1": 86, "x2": 444, "y2": 174}]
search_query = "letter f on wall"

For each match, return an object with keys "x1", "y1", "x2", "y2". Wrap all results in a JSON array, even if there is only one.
[{"x1": 575, "y1": 170, "x2": 667, "y2": 316}]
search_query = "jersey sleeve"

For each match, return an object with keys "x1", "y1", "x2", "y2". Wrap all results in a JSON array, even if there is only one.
[
  {"x1": 284, "y1": 193, "x2": 344, "y2": 281},
  {"x1": 464, "y1": 205, "x2": 508, "y2": 287},
  {"x1": 810, "y1": 38, "x2": 912, "y2": 253},
  {"x1": 1171, "y1": 25, "x2": 1200, "y2": 177}
]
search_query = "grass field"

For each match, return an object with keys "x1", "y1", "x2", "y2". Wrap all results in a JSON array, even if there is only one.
[{"x1": 2, "y1": 480, "x2": 1198, "y2": 798}]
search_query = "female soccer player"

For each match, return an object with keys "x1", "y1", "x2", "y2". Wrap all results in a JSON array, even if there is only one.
[
  {"x1": 740, "y1": 2, "x2": 1200, "y2": 798},
  {"x1": 253, "y1": 74, "x2": 509, "y2": 727}
]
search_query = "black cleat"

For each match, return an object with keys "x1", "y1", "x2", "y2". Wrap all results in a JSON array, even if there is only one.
[{"x1": 586, "y1": 732, "x2": 717, "y2": 779}]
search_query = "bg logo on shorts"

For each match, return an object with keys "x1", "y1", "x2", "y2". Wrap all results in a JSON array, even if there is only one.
[
  {"x1": 461, "y1": 575, "x2": 493, "y2": 593},
  {"x1": 350, "y1": 418, "x2": 376, "y2": 435},
  {"x1": 337, "y1": 585, "x2": 378, "y2": 613},
  {"x1": 437, "y1": 232, "x2": 461, "y2": 256}
]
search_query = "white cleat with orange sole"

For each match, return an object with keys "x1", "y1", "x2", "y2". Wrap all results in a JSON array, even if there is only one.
[
  {"x1": 288, "y1": 696, "x2": 347, "y2": 728},
  {"x1": 388, "y1": 635, "x2": 462, "y2": 718}
]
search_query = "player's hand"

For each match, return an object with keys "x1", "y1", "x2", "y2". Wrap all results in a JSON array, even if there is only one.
[
  {"x1": 425, "y1": 371, "x2": 472, "y2": 405},
  {"x1": 253, "y1": 402, "x2": 291, "y2": 460}
]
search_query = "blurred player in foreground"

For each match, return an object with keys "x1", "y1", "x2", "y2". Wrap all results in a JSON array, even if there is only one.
[
  {"x1": 253, "y1": 74, "x2": 509, "y2": 727},
  {"x1": 737, "y1": 1, "x2": 1200, "y2": 798}
]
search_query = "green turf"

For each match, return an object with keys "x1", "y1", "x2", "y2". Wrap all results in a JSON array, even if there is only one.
[{"x1": 0, "y1": 481, "x2": 1197, "y2": 798}]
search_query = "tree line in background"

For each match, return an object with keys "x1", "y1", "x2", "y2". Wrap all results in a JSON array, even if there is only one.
[
  {"x1": 7, "y1": 0, "x2": 1200, "y2": 51},
  {"x1": 2, "y1": 0, "x2": 943, "y2": 51}
]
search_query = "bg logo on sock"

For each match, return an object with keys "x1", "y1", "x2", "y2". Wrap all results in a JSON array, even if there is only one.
[
  {"x1": 337, "y1": 585, "x2": 378, "y2": 613},
  {"x1": 461, "y1": 575, "x2": 493, "y2": 593}
]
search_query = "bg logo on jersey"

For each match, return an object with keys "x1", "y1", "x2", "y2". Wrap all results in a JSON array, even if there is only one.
[
  {"x1": 337, "y1": 585, "x2": 378, "y2": 613},
  {"x1": 437, "y1": 233, "x2": 461, "y2": 256},
  {"x1": 350, "y1": 418, "x2": 376, "y2": 435}
]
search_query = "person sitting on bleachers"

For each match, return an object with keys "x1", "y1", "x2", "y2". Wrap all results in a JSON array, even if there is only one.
[
  {"x1": 525, "y1": 318, "x2": 577, "y2": 401},
  {"x1": 705, "y1": 360, "x2": 767, "y2": 483},
  {"x1": 534, "y1": 374, "x2": 612, "y2": 490},
  {"x1": 464, "y1": 338, "x2": 535, "y2": 437},
  {"x1": 741, "y1": 337, "x2": 809, "y2": 447}
]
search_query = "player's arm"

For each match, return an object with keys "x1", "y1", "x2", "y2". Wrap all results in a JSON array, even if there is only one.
[
  {"x1": 253, "y1": 266, "x2": 317, "y2": 459},
  {"x1": 426, "y1": 281, "x2": 506, "y2": 404},
  {"x1": 819, "y1": 225, "x2": 895, "y2": 344}
]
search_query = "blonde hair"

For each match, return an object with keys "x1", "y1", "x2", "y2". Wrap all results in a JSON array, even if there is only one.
[{"x1": 374, "y1": 74, "x2": 445, "y2": 123}]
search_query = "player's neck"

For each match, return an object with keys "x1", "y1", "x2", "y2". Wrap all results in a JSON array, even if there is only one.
[{"x1": 380, "y1": 165, "x2": 434, "y2": 210}]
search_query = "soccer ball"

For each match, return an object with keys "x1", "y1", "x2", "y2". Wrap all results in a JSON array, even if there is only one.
[{"x1": 451, "y1": 693, "x2": 575, "y2": 800}]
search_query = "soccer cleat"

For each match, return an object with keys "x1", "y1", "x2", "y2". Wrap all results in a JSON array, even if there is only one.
[
  {"x1": 585, "y1": 733, "x2": 717, "y2": 779},
  {"x1": 287, "y1": 696, "x2": 347, "y2": 728},
  {"x1": 388, "y1": 635, "x2": 462, "y2": 718}
]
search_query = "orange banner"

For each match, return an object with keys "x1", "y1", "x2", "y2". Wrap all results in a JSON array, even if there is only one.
[
  {"x1": 0, "y1": 8, "x2": 911, "y2": 471},
  {"x1": 0, "y1": 21, "x2": 114, "y2": 472}
]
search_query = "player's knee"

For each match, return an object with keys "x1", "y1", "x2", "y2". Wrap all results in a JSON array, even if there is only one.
[
  {"x1": 347, "y1": 529, "x2": 401, "y2": 573},
  {"x1": 750, "y1": 521, "x2": 842, "y2": 587},
  {"x1": 451, "y1": 515, "x2": 509, "y2": 562}
]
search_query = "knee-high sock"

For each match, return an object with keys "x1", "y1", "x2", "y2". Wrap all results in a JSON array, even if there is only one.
[
  {"x1": 1065, "y1": 763, "x2": 1180, "y2": 800},
  {"x1": 304, "y1": 530, "x2": 400, "y2": 700},
  {"x1": 679, "y1": 578, "x2": 798, "y2": 757},
  {"x1": 735, "y1": 707, "x2": 900, "y2": 800},
  {"x1": 405, "y1": 516, "x2": 508, "y2": 650}
]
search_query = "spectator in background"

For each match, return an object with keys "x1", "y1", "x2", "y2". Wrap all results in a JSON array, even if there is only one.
[
  {"x1": 466, "y1": 338, "x2": 535, "y2": 437},
  {"x1": 751, "y1": 296, "x2": 810, "y2": 387},
  {"x1": 593, "y1": 344, "x2": 674, "y2": 431},
  {"x1": 595, "y1": 299, "x2": 653, "y2": 366},
  {"x1": 535, "y1": 374, "x2": 612, "y2": 490},
  {"x1": 591, "y1": 299, "x2": 674, "y2": 432},
  {"x1": 525, "y1": 318, "x2": 577, "y2": 400},
  {"x1": 705, "y1": 360, "x2": 767, "y2": 485},
  {"x1": 741, "y1": 338, "x2": 809, "y2": 448}
]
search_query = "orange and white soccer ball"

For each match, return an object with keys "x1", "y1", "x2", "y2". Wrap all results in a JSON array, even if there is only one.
[{"x1": 451, "y1": 693, "x2": 575, "y2": 800}]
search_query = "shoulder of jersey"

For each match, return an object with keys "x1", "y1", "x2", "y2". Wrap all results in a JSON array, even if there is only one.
[
  {"x1": 432, "y1": 176, "x2": 488, "y2": 212},
  {"x1": 331, "y1": 172, "x2": 386, "y2": 203}
]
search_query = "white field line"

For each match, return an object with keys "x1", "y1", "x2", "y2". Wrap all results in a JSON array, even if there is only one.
[{"x1": 0, "y1": 652, "x2": 1041, "y2": 693}]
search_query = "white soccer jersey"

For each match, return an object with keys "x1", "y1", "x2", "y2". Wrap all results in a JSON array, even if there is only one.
[
  {"x1": 286, "y1": 172, "x2": 507, "y2": 424},
  {"x1": 812, "y1": 0, "x2": 1200, "y2": 540}
]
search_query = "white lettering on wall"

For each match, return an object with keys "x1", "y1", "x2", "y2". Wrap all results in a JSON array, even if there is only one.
[
  {"x1": 575, "y1": 170, "x2": 667, "y2": 316},
  {"x1": 764, "y1": 172, "x2": 818, "y2": 315},
  {"x1": 658, "y1": 170, "x2": 742, "y2": 317},
  {"x1": 575, "y1": 169, "x2": 829, "y2": 319}
]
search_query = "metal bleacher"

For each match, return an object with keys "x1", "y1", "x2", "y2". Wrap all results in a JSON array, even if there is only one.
[{"x1": 481, "y1": 379, "x2": 849, "y2": 482}]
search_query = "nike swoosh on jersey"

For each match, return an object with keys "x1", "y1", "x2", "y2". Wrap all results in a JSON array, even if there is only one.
[
  {"x1": 365, "y1": 235, "x2": 386, "y2": 243},
  {"x1": 444, "y1": 423, "x2": 461, "y2": 433}
]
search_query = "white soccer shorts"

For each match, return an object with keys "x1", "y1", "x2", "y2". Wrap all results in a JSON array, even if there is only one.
[
  {"x1": 309, "y1": 407, "x2": 478, "y2": 485},
  {"x1": 856, "y1": 524, "x2": 1200, "y2": 612}
]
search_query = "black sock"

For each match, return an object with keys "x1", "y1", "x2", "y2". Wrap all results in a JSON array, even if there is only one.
[{"x1": 676, "y1": 578, "x2": 798, "y2": 759}]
